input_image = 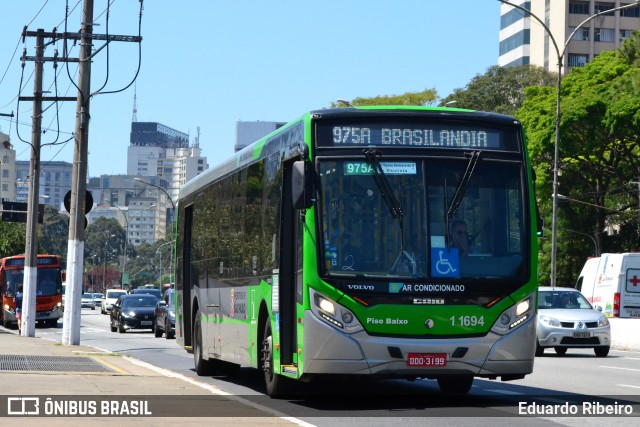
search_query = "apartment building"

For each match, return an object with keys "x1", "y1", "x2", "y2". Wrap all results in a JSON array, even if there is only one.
[{"x1": 499, "y1": 0, "x2": 639, "y2": 73}]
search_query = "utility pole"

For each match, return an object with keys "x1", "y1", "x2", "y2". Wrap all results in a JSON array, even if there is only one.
[
  {"x1": 21, "y1": 29, "x2": 45, "y2": 337},
  {"x1": 62, "y1": 0, "x2": 94, "y2": 346},
  {"x1": 18, "y1": 0, "x2": 141, "y2": 344}
]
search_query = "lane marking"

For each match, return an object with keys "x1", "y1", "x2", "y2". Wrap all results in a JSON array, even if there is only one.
[
  {"x1": 480, "y1": 389, "x2": 524, "y2": 395},
  {"x1": 125, "y1": 357, "x2": 316, "y2": 427},
  {"x1": 600, "y1": 365, "x2": 640, "y2": 373}
]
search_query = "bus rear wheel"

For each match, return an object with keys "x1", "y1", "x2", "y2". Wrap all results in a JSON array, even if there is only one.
[
  {"x1": 193, "y1": 311, "x2": 217, "y2": 376},
  {"x1": 261, "y1": 318, "x2": 289, "y2": 397},
  {"x1": 437, "y1": 375, "x2": 473, "y2": 394}
]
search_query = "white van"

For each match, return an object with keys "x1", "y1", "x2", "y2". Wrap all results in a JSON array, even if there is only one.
[
  {"x1": 101, "y1": 288, "x2": 127, "y2": 314},
  {"x1": 576, "y1": 253, "x2": 640, "y2": 318}
]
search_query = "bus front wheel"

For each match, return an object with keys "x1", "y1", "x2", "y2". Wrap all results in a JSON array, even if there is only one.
[{"x1": 261, "y1": 318, "x2": 289, "y2": 397}]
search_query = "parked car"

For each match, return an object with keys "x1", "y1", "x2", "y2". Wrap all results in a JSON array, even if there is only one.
[
  {"x1": 153, "y1": 289, "x2": 175, "y2": 339},
  {"x1": 81, "y1": 293, "x2": 95, "y2": 310},
  {"x1": 110, "y1": 294, "x2": 158, "y2": 333},
  {"x1": 101, "y1": 289, "x2": 127, "y2": 314},
  {"x1": 131, "y1": 288, "x2": 162, "y2": 300},
  {"x1": 536, "y1": 286, "x2": 611, "y2": 357}
]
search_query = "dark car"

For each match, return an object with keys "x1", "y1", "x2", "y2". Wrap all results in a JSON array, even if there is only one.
[
  {"x1": 110, "y1": 294, "x2": 158, "y2": 333},
  {"x1": 153, "y1": 289, "x2": 175, "y2": 339},
  {"x1": 131, "y1": 288, "x2": 162, "y2": 300}
]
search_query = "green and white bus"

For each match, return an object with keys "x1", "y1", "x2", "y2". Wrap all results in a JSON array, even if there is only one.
[{"x1": 175, "y1": 106, "x2": 538, "y2": 395}]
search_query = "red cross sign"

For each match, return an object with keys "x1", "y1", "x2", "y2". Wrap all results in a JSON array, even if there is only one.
[{"x1": 627, "y1": 269, "x2": 640, "y2": 292}]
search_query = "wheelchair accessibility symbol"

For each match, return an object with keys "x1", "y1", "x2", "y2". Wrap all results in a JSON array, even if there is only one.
[{"x1": 431, "y1": 248, "x2": 460, "y2": 278}]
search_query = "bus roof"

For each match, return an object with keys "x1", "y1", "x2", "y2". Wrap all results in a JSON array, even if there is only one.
[{"x1": 178, "y1": 106, "x2": 521, "y2": 201}]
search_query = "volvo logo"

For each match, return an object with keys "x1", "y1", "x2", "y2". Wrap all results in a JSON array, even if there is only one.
[{"x1": 425, "y1": 319, "x2": 435, "y2": 329}]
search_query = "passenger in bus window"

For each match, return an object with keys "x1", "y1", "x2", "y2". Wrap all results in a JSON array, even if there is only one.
[{"x1": 451, "y1": 220, "x2": 473, "y2": 255}]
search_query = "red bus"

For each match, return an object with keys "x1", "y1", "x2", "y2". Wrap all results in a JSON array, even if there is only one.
[{"x1": 0, "y1": 254, "x2": 64, "y2": 328}]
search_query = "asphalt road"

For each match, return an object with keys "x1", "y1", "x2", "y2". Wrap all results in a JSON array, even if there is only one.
[{"x1": 22, "y1": 309, "x2": 640, "y2": 426}]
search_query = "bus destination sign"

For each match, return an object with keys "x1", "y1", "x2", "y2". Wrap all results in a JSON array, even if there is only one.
[
  {"x1": 5, "y1": 256, "x2": 58, "y2": 267},
  {"x1": 317, "y1": 123, "x2": 518, "y2": 151}
]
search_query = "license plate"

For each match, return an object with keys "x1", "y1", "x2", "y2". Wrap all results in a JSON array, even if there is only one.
[
  {"x1": 573, "y1": 331, "x2": 592, "y2": 338},
  {"x1": 141, "y1": 321, "x2": 152, "y2": 326},
  {"x1": 407, "y1": 353, "x2": 447, "y2": 367}
]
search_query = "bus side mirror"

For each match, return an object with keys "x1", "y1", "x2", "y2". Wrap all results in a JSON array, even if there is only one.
[{"x1": 292, "y1": 160, "x2": 314, "y2": 210}]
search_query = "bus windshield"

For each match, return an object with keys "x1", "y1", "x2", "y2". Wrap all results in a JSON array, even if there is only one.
[
  {"x1": 319, "y1": 157, "x2": 525, "y2": 280},
  {"x1": 2, "y1": 268, "x2": 61, "y2": 297}
]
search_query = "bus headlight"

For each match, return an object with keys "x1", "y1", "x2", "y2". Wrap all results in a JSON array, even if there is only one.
[
  {"x1": 317, "y1": 296, "x2": 336, "y2": 315},
  {"x1": 310, "y1": 288, "x2": 363, "y2": 334},
  {"x1": 490, "y1": 292, "x2": 535, "y2": 335}
]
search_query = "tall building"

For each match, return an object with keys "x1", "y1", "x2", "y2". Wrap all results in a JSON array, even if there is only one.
[
  {"x1": 158, "y1": 146, "x2": 207, "y2": 201},
  {"x1": 87, "y1": 174, "x2": 169, "y2": 246},
  {"x1": 499, "y1": 1, "x2": 639, "y2": 73},
  {"x1": 127, "y1": 122, "x2": 207, "y2": 201},
  {"x1": 16, "y1": 160, "x2": 72, "y2": 210},
  {"x1": 235, "y1": 121, "x2": 286, "y2": 152},
  {"x1": 0, "y1": 132, "x2": 17, "y2": 202}
]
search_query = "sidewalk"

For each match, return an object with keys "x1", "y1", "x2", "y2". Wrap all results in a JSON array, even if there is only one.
[
  {"x1": 0, "y1": 329, "x2": 299, "y2": 426},
  {"x1": 609, "y1": 318, "x2": 640, "y2": 352}
]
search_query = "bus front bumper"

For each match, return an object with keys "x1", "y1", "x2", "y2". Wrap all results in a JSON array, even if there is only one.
[{"x1": 302, "y1": 310, "x2": 535, "y2": 379}]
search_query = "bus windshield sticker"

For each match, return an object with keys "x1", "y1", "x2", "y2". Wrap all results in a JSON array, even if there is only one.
[
  {"x1": 344, "y1": 161, "x2": 416, "y2": 175},
  {"x1": 318, "y1": 123, "x2": 518, "y2": 151},
  {"x1": 431, "y1": 248, "x2": 461, "y2": 278}
]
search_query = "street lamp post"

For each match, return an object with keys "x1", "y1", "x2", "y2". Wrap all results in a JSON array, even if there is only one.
[
  {"x1": 110, "y1": 203, "x2": 155, "y2": 287},
  {"x1": 110, "y1": 203, "x2": 129, "y2": 286},
  {"x1": 155, "y1": 241, "x2": 173, "y2": 286},
  {"x1": 103, "y1": 234, "x2": 115, "y2": 291},
  {"x1": 559, "y1": 227, "x2": 599, "y2": 257},
  {"x1": 498, "y1": 0, "x2": 639, "y2": 287},
  {"x1": 134, "y1": 178, "x2": 176, "y2": 283}
]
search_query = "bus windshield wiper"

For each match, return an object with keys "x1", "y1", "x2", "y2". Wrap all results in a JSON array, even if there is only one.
[
  {"x1": 446, "y1": 151, "x2": 481, "y2": 220},
  {"x1": 445, "y1": 151, "x2": 481, "y2": 248},
  {"x1": 363, "y1": 148, "x2": 404, "y2": 219}
]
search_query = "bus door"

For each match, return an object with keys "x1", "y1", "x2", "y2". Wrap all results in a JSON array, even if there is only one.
[
  {"x1": 278, "y1": 159, "x2": 302, "y2": 367},
  {"x1": 180, "y1": 204, "x2": 194, "y2": 348}
]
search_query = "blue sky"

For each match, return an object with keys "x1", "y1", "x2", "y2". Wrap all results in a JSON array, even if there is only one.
[{"x1": 0, "y1": 1, "x2": 500, "y2": 177}]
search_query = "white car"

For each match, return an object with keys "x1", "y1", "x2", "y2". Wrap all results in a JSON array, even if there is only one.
[
  {"x1": 81, "y1": 293, "x2": 95, "y2": 310},
  {"x1": 101, "y1": 289, "x2": 127, "y2": 314},
  {"x1": 536, "y1": 287, "x2": 611, "y2": 357}
]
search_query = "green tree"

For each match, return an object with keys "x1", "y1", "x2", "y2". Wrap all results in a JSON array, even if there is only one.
[
  {"x1": 126, "y1": 240, "x2": 169, "y2": 289},
  {"x1": 330, "y1": 89, "x2": 439, "y2": 108},
  {"x1": 440, "y1": 65, "x2": 556, "y2": 115},
  {"x1": 518, "y1": 33, "x2": 640, "y2": 284},
  {"x1": 0, "y1": 221, "x2": 26, "y2": 258},
  {"x1": 85, "y1": 217, "x2": 126, "y2": 265},
  {"x1": 38, "y1": 205, "x2": 69, "y2": 259}
]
